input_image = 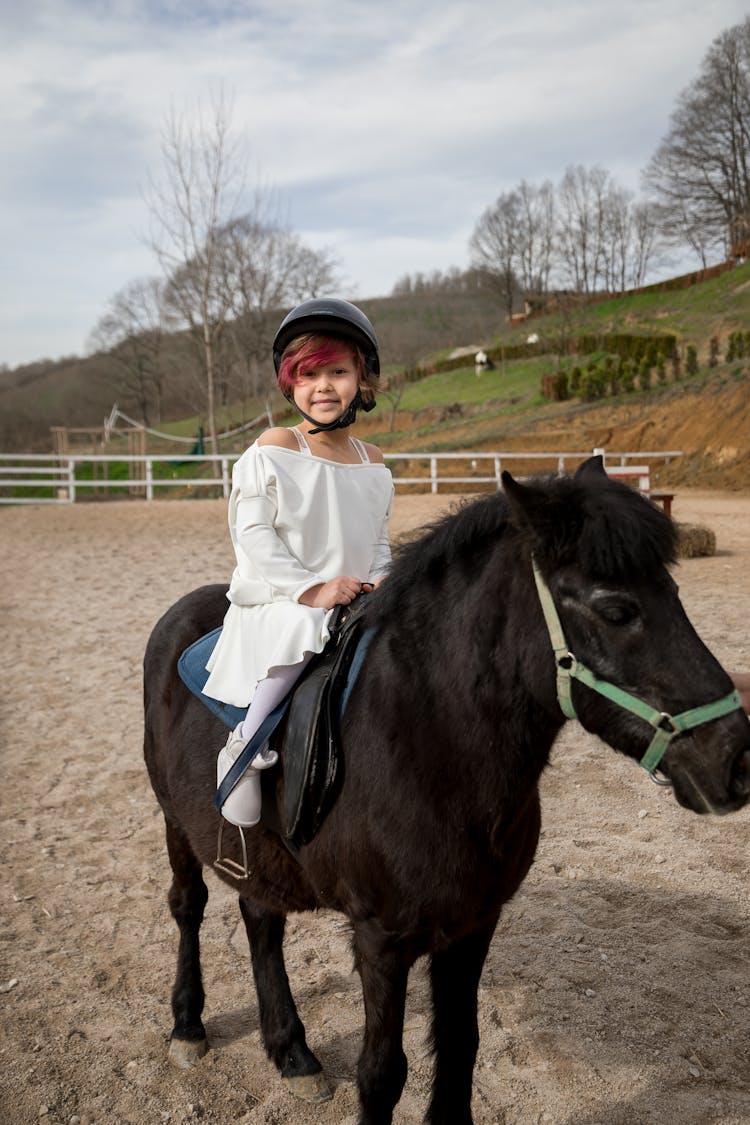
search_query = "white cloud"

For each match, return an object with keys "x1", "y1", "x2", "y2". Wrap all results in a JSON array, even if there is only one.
[{"x1": 1, "y1": 0, "x2": 748, "y2": 365}]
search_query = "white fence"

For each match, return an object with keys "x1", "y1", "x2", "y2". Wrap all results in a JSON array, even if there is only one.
[{"x1": 0, "y1": 449, "x2": 682, "y2": 505}]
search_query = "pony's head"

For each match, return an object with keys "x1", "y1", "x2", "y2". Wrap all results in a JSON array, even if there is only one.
[{"x1": 503, "y1": 457, "x2": 750, "y2": 815}]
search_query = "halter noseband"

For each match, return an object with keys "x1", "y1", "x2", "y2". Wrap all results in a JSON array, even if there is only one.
[{"x1": 531, "y1": 558, "x2": 743, "y2": 779}]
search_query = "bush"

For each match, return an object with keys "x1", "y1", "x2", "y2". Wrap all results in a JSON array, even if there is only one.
[
  {"x1": 621, "y1": 361, "x2": 635, "y2": 393},
  {"x1": 709, "y1": 336, "x2": 719, "y2": 367},
  {"x1": 726, "y1": 331, "x2": 745, "y2": 362},
  {"x1": 637, "y1": 361, "x2": 651, "y2": 392},
  {"x1": 671, "y1": 351, "x2": 682, "y2": 381},
  {"x1": 541, "y1": 370, "x2": 570, "y2": 401},
  {"x1": 686, "y1": 344, "x2": 698, "y2": 377}
]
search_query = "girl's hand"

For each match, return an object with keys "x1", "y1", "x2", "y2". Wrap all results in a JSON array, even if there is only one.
[{"x1": 299, "y1": 575, "x2": 363, "y2": 609}]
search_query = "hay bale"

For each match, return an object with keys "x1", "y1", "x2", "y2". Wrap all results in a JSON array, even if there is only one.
[{"x1": 675, "y1": 522, "x2": 716, "y2": 558}]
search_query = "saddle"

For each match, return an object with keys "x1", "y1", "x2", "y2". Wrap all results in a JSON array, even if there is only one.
[{"x1": 177, "y1": 600, "x2": 374, "y2": 852}]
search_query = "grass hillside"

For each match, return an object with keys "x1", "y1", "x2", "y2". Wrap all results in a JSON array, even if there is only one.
[{"x1": 2, "y1": 262, "x2": 749, "y2": 488}]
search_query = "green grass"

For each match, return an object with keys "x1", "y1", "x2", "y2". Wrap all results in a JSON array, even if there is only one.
[
  {"x1": 395, "y1": 357, "x2": 550, "y2": 410},
  {"x1": 482, "y1": 260, "x2": 750, "y2": 352}
]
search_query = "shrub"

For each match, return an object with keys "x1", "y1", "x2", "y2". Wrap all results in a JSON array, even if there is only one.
[
  {"x1": 671, "y1": 350, "x2": 682, "y2": 381},
  {"x1": 637, "y1": 361, "x2": 651, "y2": 392},
  {"x1": 709, "y1": 336, "x2": 719, "y2": 367},
  {"x1": 686, "y1": 344, "x2": 698, "y2": 377},
  {"x1": 621, "y1": 361, "x2": 635, "y2": 393},
  {"x1": 541, "y1": 370, "x2": 570, "y2": 401}
]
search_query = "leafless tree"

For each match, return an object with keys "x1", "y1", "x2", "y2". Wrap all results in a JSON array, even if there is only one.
[
  {"x1": 643, "y1": 16, "x2": 750, "y2": 263},
  {"x1": 515, "y1": 180, "x2": 556, "y2": 293},
  {"x1": 89, "y1": 277, "x2": 170, "y2": 425},
  {"x1": 629, "y1": 200, "x2": 662, "y2": 287},
  {"x1": 145, "y1": 89, "x2": 245, "y2": 459},
  {"x1": 217, "y1": 214, "x2": 340, "y2": 409},
  {"x1": 556, "y1": 164, "x2": 611, "y2": 293},
  {"x1": 469, "y1": 192, "x2": 521, "y2": 317}
]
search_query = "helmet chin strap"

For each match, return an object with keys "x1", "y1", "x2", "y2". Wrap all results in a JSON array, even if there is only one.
[{"x1": 288, "y1": 389, "x2": 376, "y2": 435}]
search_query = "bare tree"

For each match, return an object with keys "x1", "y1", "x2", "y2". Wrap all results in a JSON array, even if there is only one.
[
  {"x1": 515, "y1": 180, "x2": 556, "y2": 293},
  {"x1": 145, "y1": 89, "x2": 245, "y2": 459},
  {"x1": 218, "y1": 215, "x2": 340, "y2": 407},
  {"x1": 89, "y1": 277, "x2": 169, "y2": 425},
  {"x1": 469, "y1": 192, "x2": 521, "y2": 317},
  {"x1": 630, "y1": 200, "x2": 662, "y2": 287},
  {"x1": 643, "y1": 16, "x2": 750, "y2": 262},
  {"x1": 598, "y1": 186, "x2": 662, "y2": 292},
  {"x1": 556, "y1": 164, "x2": 611, "y2": 293}
]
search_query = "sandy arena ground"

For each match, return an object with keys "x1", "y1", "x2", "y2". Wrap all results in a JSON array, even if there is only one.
[{"x1": 0, "y1": 489, "x2": 748, "y2": 1125}]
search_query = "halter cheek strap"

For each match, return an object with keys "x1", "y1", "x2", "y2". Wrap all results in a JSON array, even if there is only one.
[{"x1": 531, "y1": 558, "x2": 744, "y2": 776}]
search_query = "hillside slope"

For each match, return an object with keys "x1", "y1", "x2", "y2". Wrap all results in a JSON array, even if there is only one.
[{"x1": 357, "y1": 369, "x2": 750, "y2": 490}]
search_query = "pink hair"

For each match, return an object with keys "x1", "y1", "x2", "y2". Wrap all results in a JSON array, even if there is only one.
[{"x1": 277, "y1": 334, "x2": 367, "y2": 396}]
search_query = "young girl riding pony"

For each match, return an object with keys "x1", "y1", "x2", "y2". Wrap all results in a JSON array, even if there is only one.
[{"x1": 204, "y1": 299, "x2": 393, "y2": 827}]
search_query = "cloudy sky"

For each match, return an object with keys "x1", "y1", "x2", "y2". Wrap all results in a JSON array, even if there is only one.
[{"x1": 1, "y1": 0, "x2": 747, "y2": 368}]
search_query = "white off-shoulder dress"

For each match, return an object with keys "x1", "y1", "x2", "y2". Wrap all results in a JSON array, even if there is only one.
[{"x1": 203, "y1": 428, "x2": 393, "y2": 707}]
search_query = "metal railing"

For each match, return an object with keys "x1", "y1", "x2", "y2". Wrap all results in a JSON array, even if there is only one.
[{"x1": 0, "y1": 449, "x2": 683, "y2": 504}]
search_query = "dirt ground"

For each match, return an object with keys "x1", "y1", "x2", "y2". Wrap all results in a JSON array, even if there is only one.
[{"x1": 1, "y1": 488, "x2": 749, "y2": 1125}]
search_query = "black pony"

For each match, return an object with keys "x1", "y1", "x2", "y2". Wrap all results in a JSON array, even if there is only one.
[{"x1": 143, "y1": 458, "x2": 749, "y2": 1124}]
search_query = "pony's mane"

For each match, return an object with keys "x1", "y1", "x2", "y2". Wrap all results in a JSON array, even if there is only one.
[
  {"x1": 528, "y1": 470, "x2": 677, "y2": 578},
  {"x1": 372, "y1": 470, "x2": 676, "y2": 619}
]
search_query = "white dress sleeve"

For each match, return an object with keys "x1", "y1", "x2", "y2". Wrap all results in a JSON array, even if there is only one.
[
  {"x1": 231, "y1": 447, "x2": 324, "y2": 602},
  {"x1": 367, "y1": 502, "x2": 392, "y2": 582}
]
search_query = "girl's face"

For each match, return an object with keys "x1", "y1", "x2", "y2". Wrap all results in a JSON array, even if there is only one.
[{"x1": 293, "y1": 350, "x2": 360, "y2": 426}]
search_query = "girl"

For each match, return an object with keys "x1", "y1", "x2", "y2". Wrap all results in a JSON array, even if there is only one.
[{"x1": 203, "y1": 298, "x2": 393, "y2": 827}]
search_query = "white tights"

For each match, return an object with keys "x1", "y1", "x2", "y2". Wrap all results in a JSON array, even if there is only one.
[{"x1": 218, "y1": 656, "x2": 312, "y2": 827}]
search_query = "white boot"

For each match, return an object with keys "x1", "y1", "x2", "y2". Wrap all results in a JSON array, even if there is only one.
[{"x1": 217, "y1": 724, "x2": 278, "y2": 828}]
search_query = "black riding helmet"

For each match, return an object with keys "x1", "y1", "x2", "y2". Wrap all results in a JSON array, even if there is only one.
[{"x1": 272, "y1": 298, "x2": 380, "y2": 434}]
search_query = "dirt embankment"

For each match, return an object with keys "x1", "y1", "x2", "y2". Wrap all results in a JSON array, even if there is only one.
[{"x1": 367, "y1": 373, "x2": 750, "y2": 491}]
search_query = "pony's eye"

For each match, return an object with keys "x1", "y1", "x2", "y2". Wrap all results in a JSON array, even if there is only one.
[{"x1": 597, "y1": 601, "x2": 638, "y2": 626}]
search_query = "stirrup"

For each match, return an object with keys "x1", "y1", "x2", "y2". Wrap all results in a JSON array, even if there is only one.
[{"x1": 213, "y1": 819, "x2": 252, "y2": 880}]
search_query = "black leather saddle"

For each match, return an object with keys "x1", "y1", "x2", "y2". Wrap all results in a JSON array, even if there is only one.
[{"x1": 178, "y1": 601, "x2": 374, "y2": 849}]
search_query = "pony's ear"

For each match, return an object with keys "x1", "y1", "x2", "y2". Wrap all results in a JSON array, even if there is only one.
[
  {"x1": 574, "y1": 455, "x2": 606, "y2": 480},
  {"x1": 501, "y1": 471, "x2": 549, "y2": 533}
]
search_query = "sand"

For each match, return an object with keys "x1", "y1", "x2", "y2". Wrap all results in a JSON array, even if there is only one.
[{"x1": 0, "y1": 489, "x2": 748, "y2": 1125}]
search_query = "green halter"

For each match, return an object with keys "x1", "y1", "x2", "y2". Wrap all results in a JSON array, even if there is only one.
[{"x1": 531, "y1": 558, "x2": 743, "y2": 777}]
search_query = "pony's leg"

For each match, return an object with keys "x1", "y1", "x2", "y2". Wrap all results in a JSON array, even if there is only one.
[
  {"x1": 427, "y1": 919, "x2": 498, "y2": 1125},
  {"x1": 353, "y1": 919, "x2": 411, "y2": 1125},
  {"x1": 238, "y1": 896, "x2": 331, "y2": 1103},
  {"x1": 164, "y1": 817, "x2": 210, "y2": 1068}
]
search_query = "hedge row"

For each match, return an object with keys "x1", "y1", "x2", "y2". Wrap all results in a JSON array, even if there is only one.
[
  {"x1": 542, "y1": 347, "x2": 691, "y2": 403},
  {"x1": 421, "y1": 332, "x2": 677, "y2": 377}
]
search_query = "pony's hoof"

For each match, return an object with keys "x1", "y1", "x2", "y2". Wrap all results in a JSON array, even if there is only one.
[
  {"x1": 283, "y1": 1071, "x2": 332, "y2": 1103},
  {"x1": 169, "y1": 1036, "x2": 208, "y2": 1069}
]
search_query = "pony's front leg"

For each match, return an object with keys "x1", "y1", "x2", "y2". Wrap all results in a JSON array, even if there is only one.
[
  {"x1": 353, "y1": 919, "x2": 411, "y2": 1125},
  {"x1": 238, "y1": 897, "x2": 330, "y2": 1103},
  {"x1": 427, "y1": 919, "x2": 498, "y2": 1125}
]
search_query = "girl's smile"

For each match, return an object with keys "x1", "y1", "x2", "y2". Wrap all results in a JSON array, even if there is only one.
[{"x1": 293, "y1": 358, "x2": 360, "y2": 422}]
